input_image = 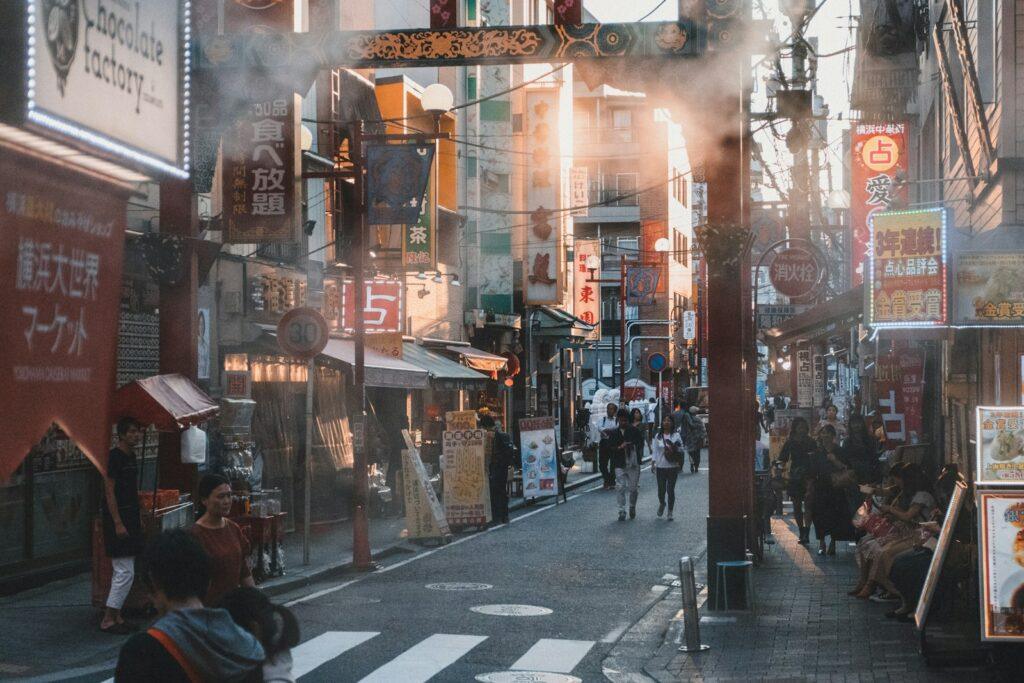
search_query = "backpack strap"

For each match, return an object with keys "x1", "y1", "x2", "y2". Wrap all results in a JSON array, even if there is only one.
[{"x1": 147, "y1": 628, "x2": 204, "y2": 683}]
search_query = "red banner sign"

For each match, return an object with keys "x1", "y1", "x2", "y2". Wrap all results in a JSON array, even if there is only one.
[
  {"x1": 769, "y1": 247, "x2": 821, "y2": 299},
  {"x1": 0, "y1": 154, "x2": 127, "y2": 479},
  {"x1": 851, "y1": 122, "x2": 909, "y2": 285},
  {"x1": 341, "y1": 280, "x2": 404, "y2": 334},
  {"x1": 874, "y1": 349, "x2": 925, "y2": 447}
]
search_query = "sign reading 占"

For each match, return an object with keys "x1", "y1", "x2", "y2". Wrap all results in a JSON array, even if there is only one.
[
  {"x1": 874, "y1": 349, "x2": 925, "y2": 446},
  {"x1": 851, "y1": 122, "x2": 909, "y2": 285},
  {"x1": 869, "y1": 208, "x2": 947, "y2": 328}
]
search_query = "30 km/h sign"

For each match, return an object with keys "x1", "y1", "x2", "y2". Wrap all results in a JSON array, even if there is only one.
[
  {"x1": 277, "y1": 307, "x2": 329, "y2": 359},
  {"x1": 769, "y1": 247, "x2": 823, "y2": 299}
]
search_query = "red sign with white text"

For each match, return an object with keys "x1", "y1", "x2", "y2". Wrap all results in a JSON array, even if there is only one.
[
  {"x1": 341, "y1": 280, "x2": 404, "y2": 334},
  {"x1": 769, "y1": 248, "x2": 821, "y2": 299},
  {"x1": 0, "y1": 154, "x2": 127, "y2": 479},
  {"x1": 851, "y1": 122, "x2": 909, "y2": 285},
  {"x1": 874, "y1": 349, "x2": 925, "y2": 447}
]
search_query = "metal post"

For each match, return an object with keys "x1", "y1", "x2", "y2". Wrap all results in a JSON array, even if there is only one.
[
  {"x1": 303, "y1": 356, "x2": 314, "y2": 565},
  {"x1": 619, "y1": 255, "x2": 627, "y2": 401},
  {"x1": 678, "y1": 556, "x2": 710, "y2": 653},
  {"x1": 658, "y1": 369, "x2": 663, "y2": 426}
]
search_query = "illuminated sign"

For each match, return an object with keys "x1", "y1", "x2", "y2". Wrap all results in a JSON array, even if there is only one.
[
  {"x1": 572, "y1": 238, "x2": 600, "y2": 337},
  {"x1": 868, "y1": 208, "x2": 948, "y2": 328},
  {"x1": 851, "y1": 122, "x2": 908, "y2": 285},
  {"x1": 976, "y1": 406, "x2": 1024, "y2": 487}
]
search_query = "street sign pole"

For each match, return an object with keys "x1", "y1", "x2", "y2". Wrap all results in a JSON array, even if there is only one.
[
  {"x1": 658, "y1": 370, "x2": 664, "y2": 425},
  {"x1": 303, "y1": 356, "x2": 314, "y2": 565}
]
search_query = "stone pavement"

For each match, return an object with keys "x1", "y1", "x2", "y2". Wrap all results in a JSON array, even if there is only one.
[{"x1": 638, "y1": 516, "x2": 992, "y2": 682}]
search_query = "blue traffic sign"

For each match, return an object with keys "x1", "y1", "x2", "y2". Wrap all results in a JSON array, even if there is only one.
[{"x1": 647, "y1": 352, "x2": 668, "y2": 373}]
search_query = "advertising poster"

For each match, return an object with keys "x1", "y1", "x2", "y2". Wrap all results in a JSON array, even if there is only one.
[
  {"x1": 402, "y1": 448, "x2": 450, "y2": 541},
  {"x1": 976, "y1": 407, "x2": 1024, "y2": 486},
  {"x1": 874, "y1": 349, "x2": 924, "y2": 446},
  {"x1": 796, "y1": 349, "x2": 813, "y2": 408},
  {"x1": 955, "y1": 253, "x2": 1024, "y2": 326},
  {"x1": 519, "y1": 417, "x2": 558, "y2": 499},
  {"x1": 573, "y1": 238, "x2": 601, "y2": 336},
  {"x1": 868, "y1": 208, "x2": 947, "y2": 327},
  {"x1": 851, "y1": 122, "x2": 909, "y2": 285},
  {"x1": 916, "y1": 482, "x2": 968, "y2": 629},
  {"x1": 442, "y1": 429, "x2": 491, "y2": 526},
  {"x1": 979, "y1": 492, "x2": 1024, "y2": 640}
]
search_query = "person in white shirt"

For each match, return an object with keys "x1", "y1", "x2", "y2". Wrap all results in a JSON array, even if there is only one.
[
  {"x1": 596, "y1": 403, "x2": 619, "y2": 490},
  {"x1": 651, "y1": 415, "x2": 685, "y2": 520}
]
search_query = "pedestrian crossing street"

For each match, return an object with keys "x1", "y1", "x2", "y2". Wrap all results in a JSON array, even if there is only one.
[{"x1": 291, "y1": 631, "x2": 596, "y2": 681}]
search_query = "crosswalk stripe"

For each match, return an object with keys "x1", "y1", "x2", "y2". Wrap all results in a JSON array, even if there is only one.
[
  {"x1": 510, "y1": 638, "x2": 595, "y2": 673},
  {"x1": 357, "y1": 634, "x2": 488, "y2": 683},
  {"x1": 294, "y1": 631, "x2": 379, "y2": 678}
]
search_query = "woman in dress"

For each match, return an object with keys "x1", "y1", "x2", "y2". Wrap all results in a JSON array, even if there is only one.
[
  {"x1": 190, "y1": 474, "x2": 256, "y2": 606},
  {"x1": 650, "y1": 415, "x2": 685, "y2": 520},
  {"x1": 775, "y1": 417, "x2": 818, "y2": 545},
  {"x1": 808, "y1": 425, "x2": 857, "y2": 555},
  {"x1": 842, "y1": 414, "x2": 879, "y2": 485}
]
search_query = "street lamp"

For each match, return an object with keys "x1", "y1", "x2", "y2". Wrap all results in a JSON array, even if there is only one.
[{"x1": 654, "y1": 237, "x2": 670, "y2": 253}]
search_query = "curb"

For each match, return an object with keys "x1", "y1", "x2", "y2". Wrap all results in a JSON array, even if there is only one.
[{"x1": 263, "y1": 469, "x2": 607, "y2": 598}]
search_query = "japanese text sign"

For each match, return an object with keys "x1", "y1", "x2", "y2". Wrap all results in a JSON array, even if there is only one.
[
  {"x1": 570, "y1": 167, "x2": 589, "y2": 216},
  {"x1": 874, "y1": 349, "x2": 924, "y2": 447},
  {"x1": 978, "y1": 492, "x2": 1024, "y2": 641},
  {"x1": 525, "y1": 91, "x2": 565, "y2": 304},
  {"x1": 769, "y1": 248, "x2": 821, "y2": 299},
  {"x1": 976, "y1": 407, "x2": 1024, "y2": 486},
  {"x1": 869, "y1": 208, "x2": 947, "y2": 328},
  {"x1": 0, "y1": 154, "x2": 126, "y2": 479},
  {"x1": 403, "y1": 186, "x2": 435, "y2": 270},
  {"x1": 796, "y1": 348, "x2": 813, "y2": 407},
  {"x1": 341, "y1": 279, "x2": 403, "y2": 334},
  {"x1": 955, "y1": 253, "x2": 1024, "y2": 326},
  {"x1": 683, "y1": 310, "x2": 697, "y2": 340},
  {"x1": 573, "y1": 238, "x2": 601, "y2": 337},
  {"x1": 442, "y1": 429, "x2": 491, "y2": 526},
  {"x1": 851, "y1": 122, "x2": 909, "y2": 284},
  {"x1": 518, "y1": 416, "x2": 559, "y2": 499}
]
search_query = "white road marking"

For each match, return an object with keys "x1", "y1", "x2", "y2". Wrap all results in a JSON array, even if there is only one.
[
  {"x1": 358, "y1": 634, "x2": 488, "y2": 683},
  {"x1": 294, "y1": 631, "x2": 379, "y2": 678},
  {"x1": 285, "y1": 578, "x2": 362, "y2": 606},
  {"x1": 600, "y1": 622, "x2": 631, "y2": 643},
  {"x1": 510, "y1": 638, "x2": 595, "y2": 673}
]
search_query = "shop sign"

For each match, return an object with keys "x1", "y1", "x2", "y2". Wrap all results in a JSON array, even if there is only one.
[
  {"x1": 874, "y1": 349, "x2": 924, "y2": 446},
  {"x1": 955, "y1": 253, "x2": 1024, "y2": 326},
  {"x1": 446, "y1": 410, "x2": 478, "y2": 430},
  {"x1": 812, "y1": 353, "x2": 825, "y2": 407},
  {"x1": 402, "y1": 445, "x2": 451, "y2": 540},
  {"x1": 756, "y1": 304, "x2": 797, "y2": 330},
  {"x1": 367, "y1": 143, "x2": 434, "y2": 226},
  {"x1": 569, "y1": 167, "x2": 589, "y2": 216},
  {"x1": 341, "y1": 279, "x2": 403, "y2": 334},
  {"x1": 796, "y1": 349, "x2": 813, "y2": 407},
  {"x1": 978, "y1": 491, "x2": 1024, "y2": 641},
  {"x1": 851, "y1": 122, "x2": 909, "y2": 285},
  {"x1": 365, "y1": 332, "x2": 403, "y2": 359},
  {"x1": 769, "y1": 248, "x2": 821, "y2": 299},
  {"x1": 625, "y1": 266, "x2": 661, "y2": 306},
  {"x1": 682, "y1": 310, "x2": 697, "y2": 340},
  {"x1": 24, "y1": 0, "x2": 187, "y2": 177},
  {"x1": 525, "y1": 91, "x2": 564, "y2": 305},
  {"x1": 572, "y1": 238, "x2": 601, "y2": 337},
  {"x1": 518, "y1": 416, "x2": 558, "y2": 499},
  {"x1": 976, "y1": 407, "x2": 1024, "y2": 486},
  {"x1": 247, "y1": 269, "x2": 307, "y2": 320},
  {"x1": 868, "y1": 208, "x2": 948, "y2": 328},
  {"x1": 403, "y1": 191, "x2": 435, "y2": 269},
  {"x1": 442, "y1": 428, "x2": 491, "y2": 526},
  {"x1": 0, "y1": 154, "x2": 126, "y2": 479},
  {"x1": 322, "y1": 277, "x2": 341, "y2": 329}
]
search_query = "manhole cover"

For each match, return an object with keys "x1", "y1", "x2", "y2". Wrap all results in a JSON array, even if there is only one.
[
  {"x1": 470, "y1": 604, "x2": 553, "y2": 617},
  {"x1": 476, "y1": 673, "x2": 580, "y2": 683},
  {"x1": 426, "y1": 582, "x2": 493, "y2": 591}
]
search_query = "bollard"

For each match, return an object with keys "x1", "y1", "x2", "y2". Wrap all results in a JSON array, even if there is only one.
[{"x1": 678, "y1": 556, "x2": 710, "y2": 653}]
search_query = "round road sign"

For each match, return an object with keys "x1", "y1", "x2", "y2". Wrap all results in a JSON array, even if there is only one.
[
  {"x1": 647, "y1": 352, "x2": 668, "y2": 373},
  {"x1": 277, "y1": 307, "x2": 329, "y2": 359},
  {"x1": 768, "y1": 247, "x2": 822, "y2": 299}
]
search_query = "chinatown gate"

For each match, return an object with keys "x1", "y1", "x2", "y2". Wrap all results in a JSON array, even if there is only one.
[{"x1": 170, "y1": 0, "x2": 758, "y2": 602}]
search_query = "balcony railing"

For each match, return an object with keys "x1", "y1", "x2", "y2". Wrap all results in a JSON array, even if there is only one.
[
  {"x1": 576, "y1": 126, "x2": 638, "y2": 145},
  {"x1": 588, "y1": 188, "x2": 639, "y2": 208}
]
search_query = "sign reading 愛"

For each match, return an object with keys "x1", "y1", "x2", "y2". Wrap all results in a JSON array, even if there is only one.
[
  {"x1": 27, "y1": 0, "x2": 186, "y2": 175},
  {"x1": 525, "y1": 90, "x2": 565, "y2": 304},
  {"x1": 341, "y1": 280, "x2": 403, "y2": 334},
  {"x1": 0, "y1": 153, "x2": 127, "y2": 479},
  {"x1": 869, "y1": 208, "x2": 947, "y2": 328},
  {"x1": 276, "y1": 307, "x2": 328, "y2": 359},
  {"x1": 442, "y1": 428, "x2": 491, "y2": 526},
  {"x1": 976, "y1": 407, "x2": 1024, "y2": 486},
  {"x1": 682, "y1": 310, "x2": 697, "y2": 340},
  {"x1": 851, "y1": 122, "x2": 909, "y2": 285},
  {"x1": 955, "y1": 253, "x2": 1024, "y2": 326},
  {"x1": 518, "y1": 416, "x2": 558, "y2": 499},
  {"x1": 978, "y1": 492, "x2": 1024, "y2": 641},
  {"x1": 769, "y1": 248, "x2": 822, "y2": 299},
  {"x1": 572, "y1": 238, "x2": 601, "y2": 336},
  {"x1": 874, "y1": 349, "x2": 925, "y2": 446}
]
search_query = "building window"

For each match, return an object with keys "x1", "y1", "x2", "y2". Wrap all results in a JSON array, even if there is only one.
[
  {"x1": 672, "y1": 230, "x2": 689, "y2": 266},
  {"x1": 467, "y1": 154, "x2": 477, "y2": 178},
  {"x1": 466, "y1": 74, "x2": 477, "y2": 101},
  {"x1": 481, "y1": 99, "x2": 511, "y2": 122},
  {"x1": 467, "y1": 0, "x2": 477, "y2": 21},
  {"x1": 672, "y1": 175, "x2": 688, "y2": 207},
  {"x1": 611, "y1": 108, "x2": 632, "y2": 129}
]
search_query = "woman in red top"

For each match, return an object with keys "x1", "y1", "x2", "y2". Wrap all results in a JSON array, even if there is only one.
[{"x1": 190, "y1": 474, "x2": 255, "y2": 606}]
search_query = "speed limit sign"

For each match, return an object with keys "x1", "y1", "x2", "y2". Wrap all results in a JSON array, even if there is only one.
[{"x1": 277, "y1": 307, "x2": 329, "y2": 359}]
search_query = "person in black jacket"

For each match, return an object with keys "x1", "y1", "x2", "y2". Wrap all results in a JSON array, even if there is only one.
[
  {"x1": 775, "y1": 417, "x2": 818, "y2": 545},
  {"x1": 605, "y1": 411, "x2": 645, "y2": 521},
  {"x1": 482, "y1": 414, "x2": 514, "y2": 524},
  {"x1": 101, "y1": 416, "x2": 145, "y2": 634}
]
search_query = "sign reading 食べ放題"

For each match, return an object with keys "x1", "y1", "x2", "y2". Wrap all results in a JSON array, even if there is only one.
[
  {"x1": 26, "y1": 0, "x2": 186, "y2": 176},
  {"x1": 868, "y1": 208, "x2": 947, "y2": 328}
]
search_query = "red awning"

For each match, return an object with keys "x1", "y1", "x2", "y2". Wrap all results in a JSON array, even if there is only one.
[{"x1": 112, "y1": 374, "x2": 219, "y2": 432}]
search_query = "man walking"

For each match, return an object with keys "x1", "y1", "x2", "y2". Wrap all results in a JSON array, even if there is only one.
[
  {"x1": 481, "y1": 414, "x2": 514, "y2": 524},
  {"x1": 596, "y1": 403, "x2": 619, "y2": 490},
  {"x1": 683, "y1": 406, "x2": 707, "y2": 473},
  {"x1": 100, "y1": 417, "x2": 145, "y2": 634},
  {"x1": 607, "y1": 411, "x2": 644, "y2": 520}
]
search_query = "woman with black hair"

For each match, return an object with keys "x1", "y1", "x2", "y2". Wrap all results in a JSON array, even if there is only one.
[
  {"x1": 221, "y1": 587, "x2": 300, "y2": 682},
  {"x1": 808, "y1": 425, "x2": 857, "y2": 555},
  {"x1": 775, "y1": 417, "x2": 817, "y2": 545},
  {"x1": 190, "y1": 474, "x2": 255, "y2": 607},
  {"x1": 842, "y1": 414, "x2": 880, "y2": 485}
]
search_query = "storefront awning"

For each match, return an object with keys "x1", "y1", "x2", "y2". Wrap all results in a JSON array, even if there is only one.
[
  {"x1": 112, "y1": 374, "x2": 219, "y2": 432},
  {"x1": 318, "y1": 338, "x2": 430, "y2": 389},
  {"x1": 763, "y1": 285, "x2": 864, "y2": 346},
  {"x1": 535, "y1": 305, "x2": 596, "y2": 338},
  {"x1": 402, "y1": 343, "x2": 490, "y2": 390},
  {"x1": 444, "y1": 345, "x2": 509, "y2": 374}
]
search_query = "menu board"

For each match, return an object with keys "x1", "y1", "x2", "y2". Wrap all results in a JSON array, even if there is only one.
[
  {"x1": 519, "y1": 416, "x2": 558, "y2": 499},
  {"x1": 401, "y1": 447, "x2": 450, "y2": 541},
  {"x1": 915, "y1": 482, "x2": 968, "y2": 629},
  {"x1": 979, "y1": 492, "x2": 1024, "y2": 640},
  {"x1": 976, "y1": 407, "x2": 1024, "y2": 486},
  {"x1": 442, "y1": 429, "x2": 491, "y2": 526}
]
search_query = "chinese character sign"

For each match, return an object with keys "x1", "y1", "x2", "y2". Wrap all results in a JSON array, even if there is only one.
[
  {"x1": 869, "y1": 209, "x2": 947, "y2": 327},
  {"x1": 341, "y1": 280, "x2": 404, "y2": 334},
  {"x1": 796, "y1": 349, "x2": 813, "y2": 407},
  {"x1": 976, "y1": 407, "x2": 1024, "y2": 486},
  {"x1": 525, "y1": 90, "x2": 565, "y2": 304},
  {"x1": 403, "y1": 186, "x2": 435, "y2": 270},
  {"x1": 0, "y1": 155, "x2": 126, "y2": 479},
  {"x1": 442, "y1": 429, "x2": 491, "y2": 526},
  {"x1": 223, "y1": 85, "x2": 298, "y2": 243},
  {"x1": 851, "y1": 122, "x2": 909, "y2": 284},
  {"x1": 955, "y1": 253, "x2": 1024, "y2": 326},
  {"x1": 874, "y1": 349, "x2": 924, "y2": 447},
  {"x1": 769, "y1": 248, "x2": 821, "y2": 299},
  {"x1": 573, "y1": 239, "x2": 601, "y2": 337}
]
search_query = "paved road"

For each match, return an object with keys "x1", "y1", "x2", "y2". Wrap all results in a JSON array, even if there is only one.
[{"x1": 270, "y1": 464, "x2": 708, "y2": 682}]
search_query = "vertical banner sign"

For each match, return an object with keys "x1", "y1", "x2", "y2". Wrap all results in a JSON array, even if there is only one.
[
  {"x1": 404, "y1": 190, "x2": 435, "y2": 270},
  {"x1": 851, "y1": 122, "x2": 909, "y2": 285},
  {"x1": 625, "y1": 267, "x2": 661, "y2": 306},
  {"x1": 570, "y1": 167, "x2": 589, "y2": 216},
  {"x1": 402, "y1": 447, "x2": 451, "y2": 540},
  {"x1": 519, "y1": 417, "x2": 559, "y2": 499},
  {"x1": 874, "y1": 349, "x2": 925, "y2": 446},
  {"x1": 976, "y1": 407, "x2": 1024, "y2": 486},
  {"x1": 812, "y1": 353, "x2": 825, "y2": 407},
  {"x1": 683, "y1": 310, "x2": 697, "y2": 341},
  {"x1": 367, "y1": 143, "x2": 435, "y2": 225},
  {"x1": 796, "y1": 349, "x2": 813, "y2": 407},
  {"x1": 0, "y1": 156, "x2": 126, "y2": 479},
  {"x1": 341, "y1": 280, "x2": 404, "y2": 334},
  {"x1": 869, "y1": 208, "x2": 947, "y2": 327},
  {"x1": 525, "y1": 91, "x2": 563, "y2": 304},
  {"x1": 979, "y1": 492, "x2": 1024, "y2": 641},
  {"x1": 573, "y1": 238, "x2": 601, "y2": 336},
  {"x1": 955, "y1": 253, "x2": 1024, "y2": 325},
  {"x1": 442, "y1": 429, "x2": 491, "y2": 526}
]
